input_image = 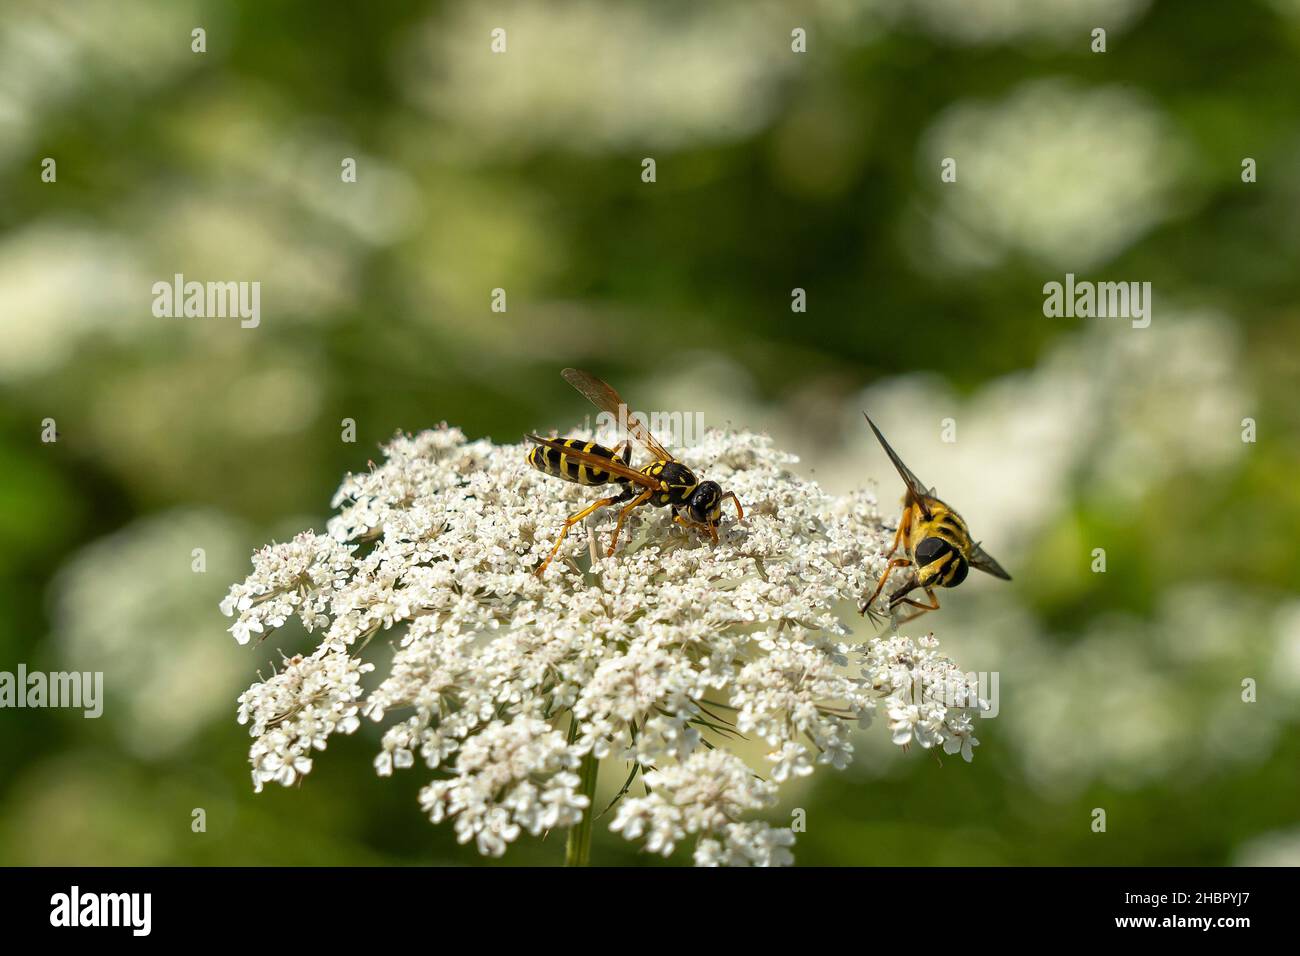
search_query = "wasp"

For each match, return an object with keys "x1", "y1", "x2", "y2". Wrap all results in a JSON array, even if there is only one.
[
  {"x1": 858, "y1": 413, "x2": 1011, "y2": 625},
  {"x1": 526, "y1": 368, "x2": 743, "y2": 576}
]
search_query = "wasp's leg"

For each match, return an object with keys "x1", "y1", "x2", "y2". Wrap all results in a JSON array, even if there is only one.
[
  {"x1": 535, "y1": 493, "x2": 628, "y2": 576},
  {"x1": 859, "y1": 558, "x2": 913, "y2": 617},
  {"x1": 673, "y1": 513, "x2": 718, "y2": 543},
  {"x1": 606, "y1": 488, "x2": 655, "y2": 557},
  {"x1": 586, "y1": 521, "x2": 601, "y2": 567},
  {"x1": 890, "y1": 588, "x2": 941, "y2": 627}
]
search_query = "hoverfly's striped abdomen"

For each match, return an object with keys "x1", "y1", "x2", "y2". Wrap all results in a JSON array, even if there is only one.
[{"x1": 527, "y1": 439, "x2": 631, "y2": 486}]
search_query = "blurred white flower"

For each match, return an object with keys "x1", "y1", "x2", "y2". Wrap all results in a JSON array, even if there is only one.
[
  {"x1": 1235, "y1": 826, "x2": 1300, "y2": 866},
  {"x1": 893, "y1": 0, "x2": 1151, "y2": 45},
  {"x1": 51, "y1": 509, "x2": 252, "y2": 759},
  {"x1": 1271, "y1": 600, "x2": 1300, "y2": 695},
  {"x1": 403, "y1": 1, "x2": 795, "y2": 154},
  {"x1": 0, "y1": 0, "x2": 207, "y2": 167},
  {"x1": 140, "y1": 190, "x2": 356, "y2": 321},
  {"x1": 1001, "y1": 584, "x2": 1292, "y2": 794},
  {"x1": 0, "y1": 224, "x2": 151, "y2": 380},
  {"x1": 914, "y1": 78, "x2": 1189, "y2": 271},
  {"x1": 164, "y1": 98, "x2": 423, "y2": 248},
  {"x1": 222, "y1": 425, "x2": 986, "y2": 865}
]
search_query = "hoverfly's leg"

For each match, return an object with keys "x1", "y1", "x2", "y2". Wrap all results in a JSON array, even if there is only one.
[
  {"x1": 535, "y1": 494, "x2": 626, "y2": 576},
  {"x1": 858, "y1": 558, "x2": 913, "y2": 617},
  {"x1": 891, "y1": 588, "x2": 941, "y2": 627},
  {"x1": 886, "y1": 504, "x2": 912, "y2": 558},
  {"x1": 606, "y1": 488, "x2": 655, "y2": 557},
  {"x1": 721, "y1": 491, "x2": 744, "y2": 520}
]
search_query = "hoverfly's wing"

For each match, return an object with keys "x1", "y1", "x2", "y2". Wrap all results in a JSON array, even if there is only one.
[
  {"x1": 863, "y1": 412, "x2": 935, "y2": 518},
  {"x1": 526, "y1": 435, "x2": 667, "y2": 492},
  {"x1": 562, "y1": 368, "x2": 677, "y2": 462},
  {"x1": 968, "y1": 541, "x2": 1012, "y2": 581}
]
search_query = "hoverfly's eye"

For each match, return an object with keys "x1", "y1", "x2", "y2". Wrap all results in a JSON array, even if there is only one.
[
  {"x1": 914, "y1": 536, "x2": 950, "y2": 565},
  {"x1": 946, "y1": 557, "x2": 969, "y2": 587}
]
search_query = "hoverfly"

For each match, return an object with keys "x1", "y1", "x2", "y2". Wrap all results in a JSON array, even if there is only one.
[
  {"x1": 526, "y1": 368, "x2": 743, "y2": 576},
  {"x1": 858, "y1": 413, "x2": 1011, "y2": 625}
]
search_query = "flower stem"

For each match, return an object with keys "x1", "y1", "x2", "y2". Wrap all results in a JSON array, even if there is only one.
[{"x1": 565, "y1": 720, "x2": 600, "y2": 867}]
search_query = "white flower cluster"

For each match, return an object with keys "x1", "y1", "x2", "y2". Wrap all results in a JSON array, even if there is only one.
[
  {"x1": 870, "y1": 635, "x2": 984, "y2": 762},
  {"x1": 222, "y1": 425, "x2": 985, "y2": 865},
  {"x1": 219, "y1": 533, "x2": 354, "y2": 646},
  {"x1": 236, "y1": 651, "x2": 372, "y2": 792},
  {"x1": 420, "y1": 716, "x2": 589, "y2": 857},
  {"x1": 609, "y1": 749, "x2": 784, "y2": 860}
]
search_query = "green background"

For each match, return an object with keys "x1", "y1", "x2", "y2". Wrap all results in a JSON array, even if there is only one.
[{"x1": 2, "y1": 0, "x2": 1298, "y2": 866}]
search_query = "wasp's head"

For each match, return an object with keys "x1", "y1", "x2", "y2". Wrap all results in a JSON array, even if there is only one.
[
  {"x1": 914, "y1": 536, "x2": 969, "y2": 588},
  {"x1": 685, "y1": 480, "x2": 724, "y2": 525}
]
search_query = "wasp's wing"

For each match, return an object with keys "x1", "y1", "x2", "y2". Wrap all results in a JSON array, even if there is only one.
[
  {"x1": 526, "y1": 435, "x2": 667, "y2": 492},
  {"x1": 969, "y1": 542, "x2": 1012, "y2": 581},
  {"x1": 562, "y1": 368, "x2": 677, "y2": 462},
  {"x1": 863, "y1": 413, "x2": 935, "y2": 518}
]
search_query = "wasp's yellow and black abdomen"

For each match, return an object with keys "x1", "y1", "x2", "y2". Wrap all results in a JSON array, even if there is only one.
[{"x1": 527, "y1": 439, "x2": 630, "y2": 486}]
